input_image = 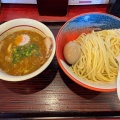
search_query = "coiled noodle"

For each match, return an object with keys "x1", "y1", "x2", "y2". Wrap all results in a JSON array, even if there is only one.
[{"x1": 70, "y1": 30, "x2": 120, "y2": 82}]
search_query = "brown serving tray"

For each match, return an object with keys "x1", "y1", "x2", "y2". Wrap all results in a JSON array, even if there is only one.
[{"x1": 0, "y1": 22, "x2": 120, "y2": 119}]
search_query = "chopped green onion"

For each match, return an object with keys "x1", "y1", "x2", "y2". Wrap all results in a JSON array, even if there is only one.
[{"x1": 12, "y1": 43, "x2": 40, "y2": 64}]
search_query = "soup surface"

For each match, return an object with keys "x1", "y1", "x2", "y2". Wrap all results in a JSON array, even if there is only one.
[{"x1": 0, "y1": 30, "x2": 51, "y2": 76}]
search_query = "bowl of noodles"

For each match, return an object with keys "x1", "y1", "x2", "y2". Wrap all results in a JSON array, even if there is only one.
[
  {"x1": 56, "y1": 12, "x2": 120, "y2": 92},
  {"x1": 0, "y1": 18, "x2": 55, "y2": 81}
]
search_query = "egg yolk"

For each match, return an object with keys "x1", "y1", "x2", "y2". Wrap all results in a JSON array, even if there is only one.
[{"x1": 15, "y1": 35, "x2": 22, "y2": 45}]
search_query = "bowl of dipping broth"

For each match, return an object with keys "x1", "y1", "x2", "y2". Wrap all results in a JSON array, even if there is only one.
[
  {"x1": 0, "y1": 18, "x2": 55, "y2": 81},
  {"x1": 56, "y1": 12, "x2": 120, "y2": 92}
]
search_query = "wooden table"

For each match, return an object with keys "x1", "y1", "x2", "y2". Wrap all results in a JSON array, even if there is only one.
[{"x1": 0, "y1": 4, "x2": 120, "y2": 119}]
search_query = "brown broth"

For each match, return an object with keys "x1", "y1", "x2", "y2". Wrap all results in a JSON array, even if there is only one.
[{"x1": 0, "y1": 30, "x2": 49, "y2": 76}]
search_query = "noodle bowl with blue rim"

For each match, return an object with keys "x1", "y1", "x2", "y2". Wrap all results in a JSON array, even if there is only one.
[{"x1": 56, "y1": 12, "x2": 120, "y2": 92}]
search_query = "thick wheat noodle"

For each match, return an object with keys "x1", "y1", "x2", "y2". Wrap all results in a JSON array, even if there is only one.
[{"x1": 70, "y1": 30, "x2": 120, "y2": 82}]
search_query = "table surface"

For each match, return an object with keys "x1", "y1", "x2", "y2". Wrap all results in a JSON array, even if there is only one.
[
  {"x1": 0, "y1": 4, "x2": 107, "y2": 22},
  {"x1": 1, "y1": 4, "x2": 120, "y2": 119}
]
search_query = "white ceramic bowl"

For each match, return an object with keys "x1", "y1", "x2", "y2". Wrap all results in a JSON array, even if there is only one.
[{"x1": 0, "y1": 18, "x2": 56, "y2": 82}]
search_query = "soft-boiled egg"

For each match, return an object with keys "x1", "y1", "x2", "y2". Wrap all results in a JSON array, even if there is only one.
[{"x1": 63, "y1": 41, "x2": 81, "y2": 64}]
